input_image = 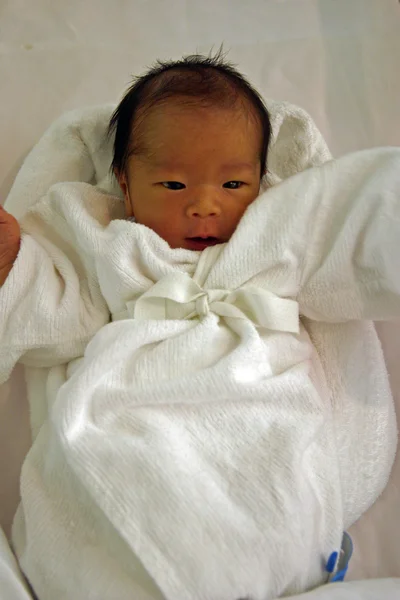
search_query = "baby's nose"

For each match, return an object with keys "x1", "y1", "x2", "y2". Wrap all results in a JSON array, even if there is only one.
[
  {"x1": 186, "y1": 188, "x2": 222, "y2": 218},
  {"x1": 188, "y1": 205, "x2": 219, "y2": 218}
]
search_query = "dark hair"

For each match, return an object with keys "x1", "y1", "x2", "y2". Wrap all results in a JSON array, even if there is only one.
[{"x1": 108, "y1": 49, "x2": 271, "y2": 178}]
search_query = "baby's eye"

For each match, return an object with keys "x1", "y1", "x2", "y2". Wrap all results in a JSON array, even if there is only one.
[
  {"x1": 223, "y1": 181, "x2": 244, "y2": 189},
  {"x1": 161, "y1": 181, "x2": 186, "y2": 190}
]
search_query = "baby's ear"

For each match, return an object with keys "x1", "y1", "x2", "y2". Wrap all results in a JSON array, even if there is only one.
[
  {"x1": 114, "y1": 168, "x2": 124, "y2": 188},
  {"x1": 114, "y1": 169, "x2": 134, "y2": 219},
  {"x1": 114, "y1": 169, "x2": 128, "y2": 197}
]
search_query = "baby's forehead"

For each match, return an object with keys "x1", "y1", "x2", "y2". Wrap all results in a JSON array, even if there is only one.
[
  {"x1": 136, "y1": 99, "x2": 263, "y2": 146},
  {"x1": 127, "y1": 93, "x2": 265, "y2": 171}
]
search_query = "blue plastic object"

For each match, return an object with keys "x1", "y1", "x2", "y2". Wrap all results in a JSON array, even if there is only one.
[{"x1": 326, "y1": 532, "x2": 353, "y2": 583}]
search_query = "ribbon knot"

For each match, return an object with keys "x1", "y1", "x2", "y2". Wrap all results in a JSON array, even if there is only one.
[
  {"x1": 195, "y1": 293, "x2": 210, "y2": 317},
  {"x1": 116, "y1": 272, "x2": 299, "y2": 334}
]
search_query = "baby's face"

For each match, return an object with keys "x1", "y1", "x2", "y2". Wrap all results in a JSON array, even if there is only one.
[{"x1": 117, "y1": 101, "x2": 262, "y2": 250}]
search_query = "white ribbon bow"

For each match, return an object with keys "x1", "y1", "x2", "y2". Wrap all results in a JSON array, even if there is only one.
[{"x1": 121, "y1": 272, "x2": 299, "y2": 333}]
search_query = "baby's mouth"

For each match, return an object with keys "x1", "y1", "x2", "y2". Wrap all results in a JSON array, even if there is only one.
[{"x1": 185, "y1": 236, "x2": 222, "y2": 250}]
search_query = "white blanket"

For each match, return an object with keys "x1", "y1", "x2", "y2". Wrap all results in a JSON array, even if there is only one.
[{"x1": 1, "y1": 146, "x2": 399, "y2": 600}]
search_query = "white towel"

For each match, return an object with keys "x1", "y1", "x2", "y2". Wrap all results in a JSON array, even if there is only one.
[{"x1": 1, "y1": 147, "x2": 399, "y2": 600}]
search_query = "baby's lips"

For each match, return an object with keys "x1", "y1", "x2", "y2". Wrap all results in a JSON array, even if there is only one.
[{"x1": 186, "y1": 232, "x2": 222, "y2": 240}]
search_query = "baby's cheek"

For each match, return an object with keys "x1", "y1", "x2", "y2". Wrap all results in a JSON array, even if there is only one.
[
  {"x1": 138, "y1": 210, "x2": 185, "y2": 247},
  {"x1": 229, "y1": 197, "x2": 254, "y2": 225},
  {"x1": 156, "y1": 222, "x2": 185, "y2": 247}
]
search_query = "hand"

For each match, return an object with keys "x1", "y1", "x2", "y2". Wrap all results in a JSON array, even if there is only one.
[{"x1": 0, "y1": 205, "x2": 21, "y2": 285}]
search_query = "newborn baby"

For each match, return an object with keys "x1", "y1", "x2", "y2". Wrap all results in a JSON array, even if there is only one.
[{"x1": 0, "y1": 53, "x2": 400, "y2": 600}]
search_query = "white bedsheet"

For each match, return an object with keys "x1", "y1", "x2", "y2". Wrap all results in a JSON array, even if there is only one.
[{"x1": 1, "y1": 0, "x2": 400, "y2": 596}]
